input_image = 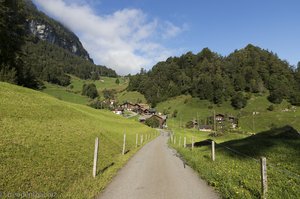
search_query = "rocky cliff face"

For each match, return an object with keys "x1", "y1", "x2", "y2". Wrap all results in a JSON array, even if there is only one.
[{"x1": 24, "y1": 0, "x2": 93, "y2": 62}]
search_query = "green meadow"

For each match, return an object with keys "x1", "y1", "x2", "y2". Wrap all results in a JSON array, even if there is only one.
[
  {"x1": 42, "y1": 82, "x2": 90, "y2": 105},
  {"x1": 116, "y1": 90, "x2": 147, "y2": 104},
  {"x1": 0, "y1": 82, "x2": 156, "y2": 198},
  {"x1": 42, "y1": 76, "x2": 137, "y2": 106},
  {"x1": 169, "y1": 126, "x2": 300, "y2": 199},
  {"x1": 69, "y1": 75, "x2": 128, "y2": 93}
]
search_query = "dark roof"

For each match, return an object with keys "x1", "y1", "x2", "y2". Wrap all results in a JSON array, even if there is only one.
[{"x1": 199, "y1": 125, "x2": 212, "y2": 129}]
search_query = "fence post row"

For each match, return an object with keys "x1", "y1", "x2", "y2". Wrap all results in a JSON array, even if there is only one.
[
  {"x1": 136, "y1": 133, "x2": 138, "y2": 148},
  {"x1": 93, "y1": 137, "x2": 99, "y2": 178}
]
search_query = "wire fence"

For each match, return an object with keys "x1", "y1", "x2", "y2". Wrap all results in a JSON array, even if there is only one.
[{"x1": 216, "y1": 142, "x2": 300, "y2": 181}]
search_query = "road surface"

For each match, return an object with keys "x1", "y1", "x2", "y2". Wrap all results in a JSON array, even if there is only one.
[{"x1": 98, "y1": 130, "x2": 219, "y2": 199}]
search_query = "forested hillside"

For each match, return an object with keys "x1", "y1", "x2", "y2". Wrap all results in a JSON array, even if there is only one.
[
  {"x1": 128, "y1": 44, "x2": 300, "y2": 107},
  {"x1": 0, "y1": 0, "x2": 117, "y2": 89}
]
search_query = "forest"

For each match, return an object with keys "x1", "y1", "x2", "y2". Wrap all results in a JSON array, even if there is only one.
[{"x1": 128, "y1": 45, "x2": 300, "y2": 107}]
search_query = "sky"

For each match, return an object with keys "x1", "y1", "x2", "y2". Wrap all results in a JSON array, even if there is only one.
[{"x1": 33, "y1": 0, "x2": 300, "y2": 75}]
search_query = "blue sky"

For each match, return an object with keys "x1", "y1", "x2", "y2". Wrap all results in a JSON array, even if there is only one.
[{"x1": 34, "y1": 0, "x2": 300, "y2": 74}]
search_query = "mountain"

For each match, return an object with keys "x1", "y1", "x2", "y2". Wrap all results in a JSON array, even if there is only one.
[
  {"x1": 23, "y1": 0, "x2": 93, "y2": 62},
  {"x1": 0, "y1": 0, "x2": 117, "y2": 89},
  {"x1": 128, "y1": 44, "x2": 300, "y2": 107}
]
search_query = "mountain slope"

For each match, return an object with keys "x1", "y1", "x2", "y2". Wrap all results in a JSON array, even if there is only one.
[
  {"x1": 0, "y1": 82, "x2": 156, "y2": 198},
  {"x1": 24, "y1": 0, "x2": 92, "y2": 62}
]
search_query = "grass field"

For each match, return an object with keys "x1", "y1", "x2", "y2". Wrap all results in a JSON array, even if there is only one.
[
  {"x1": 157, "y1": 94, "x2": 300, "y2": 132},
  {"x1": 69, "y1": 75, "x2": 128, "y2": 93},
  {"x1": 0, "y1": 82, "x2": 157, "y2": 198},
  {"x1": 169, "y1": 126, "x2": 300, "y2": 199},
  {"x1": 42, "y1": 82, "x2": 90, "y2": 105},
  {"x1": 42, "y1": 76, "x2": 130, "y2": 106},
  {"x1": 116, "y1": 90, "x2": 147, "y2": 104}
]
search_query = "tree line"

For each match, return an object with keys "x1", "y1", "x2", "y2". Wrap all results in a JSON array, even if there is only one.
[{"x1": 128, "y1": 44, "x2": 300, "y2": 107}]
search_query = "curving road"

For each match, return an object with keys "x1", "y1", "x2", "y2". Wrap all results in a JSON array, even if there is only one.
[{"x1": 98, "y1": 130, "x2": 219, "y2": 199}]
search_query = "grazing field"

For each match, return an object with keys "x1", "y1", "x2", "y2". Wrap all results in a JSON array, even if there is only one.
[
  {"x1": 116, "y1": 91, "x2": 147, "y2": 104},
  {"x1": 169, "y1": 126, "x2": 300, "y2": 199},
  {"x1": 42, "y1": 82, "x2": 90, "y2": 105},
  {"x1": 157, "y1": 95, "x2": 300, "y2": 132},
  {"x1": 42, "y1": 76, "x2": 130, "y2": 105},
  {"x1": 0, "y1": 82, "x2": 156, "y2": 198},
  {"x1": 69, "y1": 75, "x2": 128, "y2": 93}
]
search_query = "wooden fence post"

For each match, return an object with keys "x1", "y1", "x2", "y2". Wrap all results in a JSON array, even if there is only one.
[
  {"x1": 136, "y1": 133, "x2": 138, "y2": 148},
  {"x1": 184, "y1": 137, "x2": 186, "y2": 148},
  {"x1": 122, "y1": 133, "x2": 126, "y2": 155},
  {"x1": 192, "y1": 136, "x2": 194, "y2": 150},
  {"x1": 179, "y1": 136, "x2": 181, "y2": 147},
  {"x1": 93, "y1": 137, "x2": 99, "y2": 178},
  {"x1": 261, "y1": 157, "x2": 267, "y2": 199},
  {"x1": 211, "y1": 141, "x2": 215, "y2": 161},
  {"x1": 174, "y1": 136, "x2": 176, "y2": 144},
  {"x1": 141, "y1": 134, "x2": 143, "y2": 145}
]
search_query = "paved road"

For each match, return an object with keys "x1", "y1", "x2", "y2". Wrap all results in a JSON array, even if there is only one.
[{"x1": 98, "y1": 130, "x2": 219, "y2": 199}]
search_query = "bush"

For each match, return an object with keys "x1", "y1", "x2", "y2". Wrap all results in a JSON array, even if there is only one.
[
  {"x1": 289, "y1": 92, "x2": 300, "y2": 106},
  {"x1": 231, "y1": 92, "x2": 247, "y2": 109},
  {"x1": 89, "y1": 99, "x2": 103, "y2": 109},
  {"x1": 82, "y1": 83, "x2": 99, "y2": 99},
  {"x1": 185, "y1": 121, "x2": 194, "y2": 129},
  {"x1": 267, "y1": 104, "x2": 275, "y2": 111},
  {"x1": 145, "y1": 117, "x2": 160, "y2": 128},
  {"x1": 172, "y1": 109, "x2": 178, "y2": 118}
]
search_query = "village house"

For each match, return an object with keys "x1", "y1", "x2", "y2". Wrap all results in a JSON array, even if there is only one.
[
  {"x1": 120, "y1": 102, "x2": 139, "y2": 111},
  {"x1": 113, "y1": 107, "x2": 124, "y2": 115},
  {"x1": 208, "y1": 113, "x2": 238, "y2": 129}
]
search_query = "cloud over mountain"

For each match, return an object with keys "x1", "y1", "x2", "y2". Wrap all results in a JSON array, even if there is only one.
[{"x1": 33, "y1": 0, "x2": 185, "y2": 75}]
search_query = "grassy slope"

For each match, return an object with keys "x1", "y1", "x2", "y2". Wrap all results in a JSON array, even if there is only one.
[
  {"x1": 156, "y1": 95, "x2": 300, "y2": 132},
  {"x1": 170, "y1": 126, "x2": 300, "y2": 199},
  {"x1": 42, "y1": 76, "x2": 130, "y2": 105},
  {"x1": 116, "y1": 90, "x2": 147, "y2": 104},
  {"x1": 70, "y1": 75, "x2": 128, "y2": 93},
  {"x1": 42, "y1": 82, "x2": 90, "y2": 105},
  {"x1": 0, "y1": 82, "x2": 156, "y2": 198}
]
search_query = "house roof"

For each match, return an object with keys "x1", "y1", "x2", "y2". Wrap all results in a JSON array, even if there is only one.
[{"x1": 199, "y1": 125, "x2": 212, "y2": 129}]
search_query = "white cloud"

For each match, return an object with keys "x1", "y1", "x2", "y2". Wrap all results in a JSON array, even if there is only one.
[{"x1": 33, "y1": 0, "x2": 185, "y2": 75}]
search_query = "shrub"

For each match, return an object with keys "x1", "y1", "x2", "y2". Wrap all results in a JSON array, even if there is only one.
[
  {"x1": 82, "y1": 83, "x2": 99, "y2": 99},
  {"x1": 172, "y1": 109, "x2": 178, "y2": 118},
  {"x1": 145, "y1": 117, "x2": 160, "y2": 128},
  {"x1": 289, "y1": 92, "x2": 300, "y2": 106},
  {"x1": 185, "y1": 121, "x2": 194, "y2": 129},
  {"x1": 267, "y1": 104, "x2": 275, "y2": 111}
]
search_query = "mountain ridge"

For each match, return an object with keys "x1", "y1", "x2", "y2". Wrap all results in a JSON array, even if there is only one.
[{"x1": 24, "y1": 0, "x2": 93, "y2": 62}]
